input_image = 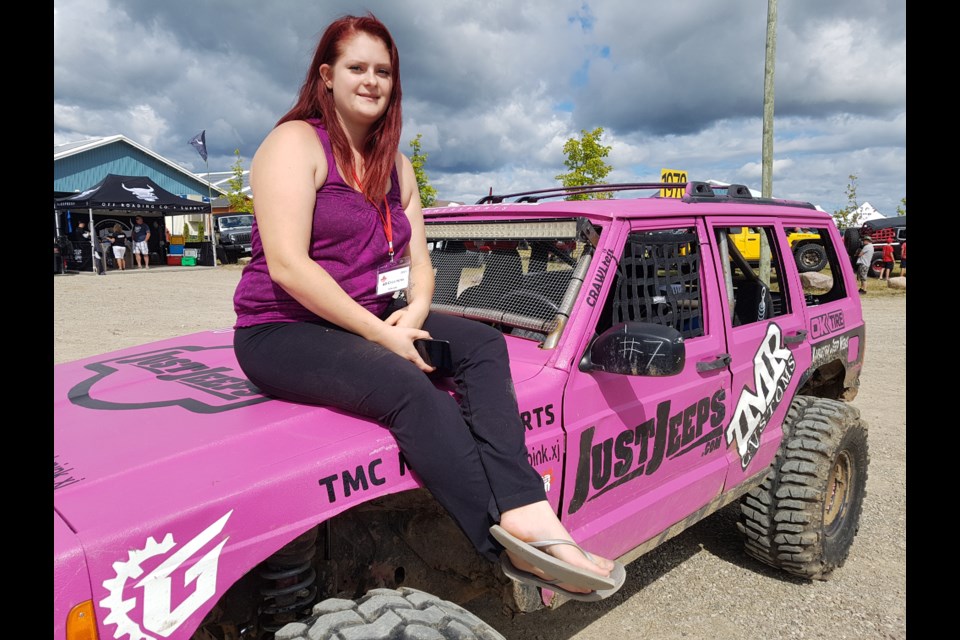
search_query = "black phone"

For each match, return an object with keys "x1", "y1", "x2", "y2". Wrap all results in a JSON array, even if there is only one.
[{"x1": 414, "y1": 339, "x2": 454, "y2": 377}]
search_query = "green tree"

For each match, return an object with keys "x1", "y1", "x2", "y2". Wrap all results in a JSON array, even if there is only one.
[
  {"x1": 896, "y1": 197, "x2": 906, "y2": 216},
  {"x1": 555, "y1": 127, "x2": 613, "y2": 200},
  {"x1": 831, "y1": 174, "x2": 862, "y2": 230},
  {"x1": 227, "y1": 149, "x2": 253, "y2": 213},
  {"x1": 409, "y1": 133, "x2": 437, "y2": 208}
]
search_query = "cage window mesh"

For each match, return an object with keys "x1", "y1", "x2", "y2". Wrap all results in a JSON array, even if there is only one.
[
  {"x1": 413, "y1": 234, "x2": 591, "y2": 337},
  {"x1": 612, "y1": 230, "x2": 704, "y2": 339}
]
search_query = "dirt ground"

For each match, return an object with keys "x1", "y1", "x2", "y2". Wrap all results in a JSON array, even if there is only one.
[{"x1": 53, "y1": 265, "x2": 907, "y2": 639}]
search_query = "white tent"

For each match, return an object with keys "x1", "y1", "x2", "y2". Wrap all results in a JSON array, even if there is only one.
[{"x1": 855, "y1": 202, "x2": 886, "y2": 222}]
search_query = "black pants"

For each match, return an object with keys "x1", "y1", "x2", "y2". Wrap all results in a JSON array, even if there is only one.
[{"x1": 233, "y1": 306, "x2": 546, "y2": 560}]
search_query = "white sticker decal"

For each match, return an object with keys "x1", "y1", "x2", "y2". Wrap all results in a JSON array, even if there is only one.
[
  {"x1": 727, "y1": 324, "x2": 796, "y2": 469},
  {"x1": 100, "y1": 511, "x2": 232, "y2": 639}
]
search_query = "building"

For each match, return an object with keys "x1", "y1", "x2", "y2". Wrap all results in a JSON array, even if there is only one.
[{"x1": 54, "y1": 134, "x2": 229, "y2": 240}]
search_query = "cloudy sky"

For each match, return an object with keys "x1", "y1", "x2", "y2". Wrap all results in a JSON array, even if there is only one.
[{"x1": 54, "y1": 0, "x2": 906, "y2": 216}]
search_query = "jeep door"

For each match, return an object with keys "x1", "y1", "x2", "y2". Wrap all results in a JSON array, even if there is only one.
[
  {"x1": 705, "y1": 220, "x2": 811, "y2": 489},
  {"x1": 560, "y1": 220, "x2": 733, "y2": 560}
]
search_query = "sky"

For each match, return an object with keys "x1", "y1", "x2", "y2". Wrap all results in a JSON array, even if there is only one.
[{"x1": 53, "y1": 0, "x2": 906, "y2": 216}]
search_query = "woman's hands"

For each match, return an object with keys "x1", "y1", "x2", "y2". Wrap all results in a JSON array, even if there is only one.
[
  {"x1": 384, "y1": 303, "x2": 429, "y2": 330},
  {"x1": 371, "y1": 321, "x2": 434, "y2": 373}
]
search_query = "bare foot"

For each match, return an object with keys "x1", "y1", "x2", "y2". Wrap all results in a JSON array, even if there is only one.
[{"x1": 499, "y1": 501, "x2": 614, "y2": 593}]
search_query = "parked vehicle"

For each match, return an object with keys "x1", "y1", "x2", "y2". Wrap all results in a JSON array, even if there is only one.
[
  {"x1": 214, "y1": 213, "x2": 254, "y2": 264},
  {"x1": 55, "y1": 181, "x2": 870, "y2": 640},
  {"x1": 842, "y1": 215, "x2": 906, "y2": 277},
  {"x1": 730, "y1": 226, "x2": 827, "y2": 272}
]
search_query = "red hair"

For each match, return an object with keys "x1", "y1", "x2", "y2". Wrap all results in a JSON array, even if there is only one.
[{"x1": 278, "y1": 13, "x2": 403, "y2": 205}]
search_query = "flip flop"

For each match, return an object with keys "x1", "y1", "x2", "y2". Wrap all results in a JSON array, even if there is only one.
[
  {"x1": 499, "y1": 554, "x2": 626, "y2": 602},
  {"x1": 489, "y1": 524, "x2": 619, "y2": 591}
]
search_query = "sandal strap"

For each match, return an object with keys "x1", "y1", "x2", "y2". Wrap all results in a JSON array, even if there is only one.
[{"x1": 527, "y1": 538, "x2": 596, "y2": 563}]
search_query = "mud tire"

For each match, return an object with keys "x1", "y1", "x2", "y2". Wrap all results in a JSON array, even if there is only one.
[
  {"x1": 274, "y1": 587, "x2": 505, "y2": 640},
  {"x1": 737, "y1": 396, "x2": 869, "y2": 580},
  {"x1": 794, "y1": 243, "x2": 828, "y2": 272}
]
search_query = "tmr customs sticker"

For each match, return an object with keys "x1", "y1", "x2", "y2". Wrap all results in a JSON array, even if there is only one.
[
  {"x1": 727, "y1": 323, "x2": 796, "y2": 470},
  {"x1": 67, "y1": 345, "x2": 271, "y2": 413},
  {"x1": 100, "y1": 511, "x2": 233, "y2": 640}
]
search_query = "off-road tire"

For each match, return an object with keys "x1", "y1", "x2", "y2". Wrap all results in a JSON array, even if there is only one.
[
  {"x1": 274, "y1": 587, "x2": 505, "y2": 640},
  {"x1": 794, "y1": 243, "x2": 828, "y2": 272},
  {"x1": 738, "y1": 396, "x2": 869, "y2": 580}
]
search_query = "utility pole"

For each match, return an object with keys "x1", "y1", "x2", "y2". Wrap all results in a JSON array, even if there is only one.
[
  {"x1": 761, "y1": 0, "x2": 777, "y2": 199},
  {"x1": 759, "y1": 0, "x2": 777, "y2": 284}
]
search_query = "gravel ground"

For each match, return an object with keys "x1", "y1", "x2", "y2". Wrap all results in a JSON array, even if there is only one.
[{"x1": 53, "y1": 267, "x2": 906, "y2": 639}]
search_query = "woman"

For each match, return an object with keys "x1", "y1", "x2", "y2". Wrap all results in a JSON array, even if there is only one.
[
  {"x1": 232, "y1": 13, "x2": 624, "y2": 600},
  {"x1": 108, "y1": 223, "x2": 128, "y2": 271}
]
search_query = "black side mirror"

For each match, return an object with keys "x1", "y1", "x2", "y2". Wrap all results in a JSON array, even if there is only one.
[{"x1": 579, "y1": 322, "x2": 685, "y2": 376}]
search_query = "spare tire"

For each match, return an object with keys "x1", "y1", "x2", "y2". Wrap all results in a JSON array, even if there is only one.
[
  {"x1": 793, "y1": 243, "x2": 828, "y2": 272},
  {"x1": 275, "y1": 587, "x2": 506, "y2": 640}
]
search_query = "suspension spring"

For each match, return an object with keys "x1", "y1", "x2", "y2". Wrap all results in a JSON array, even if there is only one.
[{"x1": 257, "y1": 527, "x2": 319, "y2": 634}]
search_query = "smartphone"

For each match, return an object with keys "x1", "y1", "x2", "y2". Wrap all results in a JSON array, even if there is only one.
[{"x1": 414, "y1": 339, "x2": 454, "y2": 377}]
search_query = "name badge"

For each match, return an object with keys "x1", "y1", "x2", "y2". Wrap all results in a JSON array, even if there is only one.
[{"x1": 376, "y1": 256, "x2": 411, "y2": 295}]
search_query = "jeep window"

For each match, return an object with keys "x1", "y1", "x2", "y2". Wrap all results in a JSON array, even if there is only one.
[
  {"x1": 715, "y1": 226, "x2": 790, "y2": 326},
  {"x1": 596, "y1": 227, "x2": 704, "y2": 340},
  {"x1": 789, "y1": 226, "x2": 848, "y2": 306},
  {"x1": 219, "y1": 215, "x2": 254, "y2": 229},
  {"x1": 420, "y1": 218, "x2": 598, "y2": 345}
]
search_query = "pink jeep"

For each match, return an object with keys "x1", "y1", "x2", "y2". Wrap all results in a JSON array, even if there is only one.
[{"x1": 54, "y1": 182, "x2": 869, "y2": 640}]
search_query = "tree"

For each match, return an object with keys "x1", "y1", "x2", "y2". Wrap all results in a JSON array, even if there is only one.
[
  {"x1": 896, "y1": 197, "x2": 906, "y2": 216},
  {"x1": 409, "y1": 134, "x2": 437, "y2": 208},
  {"x1": 226, "y1": 149, "x2": 253, "y2": 213},
  {"x1": 831, "y1": 174, "x2": 862, "y2": 230},
  {"x1": 555, "y1": 127, "x2": 613, "y2": 200}
]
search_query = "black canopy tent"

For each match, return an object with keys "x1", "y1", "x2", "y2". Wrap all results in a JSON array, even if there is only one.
[{"x1": 54, "y1": 174, "x2": 215, "y2": 272}]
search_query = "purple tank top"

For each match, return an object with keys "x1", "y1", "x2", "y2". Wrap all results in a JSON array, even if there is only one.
[{"x1": 233, "y1": 120, "x2": 411, "y2": 327}]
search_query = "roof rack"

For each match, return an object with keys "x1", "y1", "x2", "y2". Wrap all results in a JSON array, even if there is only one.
[
  {"x1": 477, "y1": 181, "x2": 736, "y2": 204},
  {"x1": 476, "y1": 183, "x2": 673, "y2": 204},
  {"x1": 476, "y1": 181, "x2": 815, "y2": 209}
]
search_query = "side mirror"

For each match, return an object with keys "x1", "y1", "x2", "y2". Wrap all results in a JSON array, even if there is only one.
[{"x1": 579, "y1": 322, "x2": 685, "y2": 376}]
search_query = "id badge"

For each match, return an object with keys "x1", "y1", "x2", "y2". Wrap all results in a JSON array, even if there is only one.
[{"x1": 376, "y1": 256, "x2": 411, "y2": 295}]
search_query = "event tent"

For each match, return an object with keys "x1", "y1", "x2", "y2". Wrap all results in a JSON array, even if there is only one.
[
  {"x1": 54, "y1": 173, "x2": 211, "y2": 214},
  {"x1": 54, "y1": 174, "x2": 214, "y2": 271}
]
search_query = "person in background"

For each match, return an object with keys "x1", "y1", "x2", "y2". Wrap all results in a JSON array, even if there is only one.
[
  {"x1": 879, "y1": 242, "x2": 895, "y2": 281},
  {"x1": 108, "y1": 223, "x2": 129, "y2": 271},
  {"x1": 230, "y1": 13, "x2": 624, "y2": 601},
  {"x1": 855, "y1": 235, "x2": 874, "y2": 294},
  {"x1": 131, "y1": 215, "x2": 152, "y2": 269},
  {"x1": 899, "y1": 240, "x2": 906, "y2": 277},
  {"x1": 71, "y1": 220, "x2": 91, "y2": 243}
]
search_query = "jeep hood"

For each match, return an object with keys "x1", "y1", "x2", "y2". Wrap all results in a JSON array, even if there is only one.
[{"x1": 53, "y1": 330, "x2": 550, "y2": 533}]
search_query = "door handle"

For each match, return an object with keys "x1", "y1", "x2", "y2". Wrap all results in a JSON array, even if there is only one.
[
  {"x1": 784, "y1": 330, "x2": 808, "y2": 345},
  {"x1": 697, "y1": 353, "x2": 731, "y2": 372}
]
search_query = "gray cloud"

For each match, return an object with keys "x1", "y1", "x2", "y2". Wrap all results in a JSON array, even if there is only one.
[{"x1": 54, "y1": 0, "x2": 906, "y2": 215}]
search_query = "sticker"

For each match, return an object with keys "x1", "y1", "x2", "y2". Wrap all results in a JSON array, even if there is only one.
[{"x1": 100, "y1": 512, "x2": 233, "y2": 640}]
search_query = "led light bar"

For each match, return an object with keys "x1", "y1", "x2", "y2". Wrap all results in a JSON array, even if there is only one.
[{"x1": 425, "y1": 220, "x2": 579, "y2": 241}]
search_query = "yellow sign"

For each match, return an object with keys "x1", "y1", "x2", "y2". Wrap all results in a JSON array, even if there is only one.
[{"x1": 660, "y1": 169, "x2": 688, "y2": 198}]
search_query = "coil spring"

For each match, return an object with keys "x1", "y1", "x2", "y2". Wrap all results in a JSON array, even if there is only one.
[{"x1": 257, "y1": 527, "x2": 319, "y2": 634}]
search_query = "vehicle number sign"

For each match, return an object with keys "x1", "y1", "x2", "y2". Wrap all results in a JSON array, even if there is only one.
[{"x1": 660, "y1": 168, "x2": 688, "y2": 198}]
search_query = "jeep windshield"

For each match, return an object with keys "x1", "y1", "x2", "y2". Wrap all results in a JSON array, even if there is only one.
[
  {"x1": 420, "y1": 218, "x2": 597, "y2": 347},
  {"x1": 218, "y1": 215, "x2": 254, "y2": 229}
]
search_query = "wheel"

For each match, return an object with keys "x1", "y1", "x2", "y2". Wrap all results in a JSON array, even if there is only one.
[
  {"x1": 794, "y1": 243, "x2": 827, "y2": 272},
  {"x1": 738, "y1": 396, "x2": 869, "y2": 580},
  {"x1": 868, "y1": 257, "x2": 885, "y2": 278},
  {"x1": 274, "y1": 587, "x2": 505, "y2": 640}
]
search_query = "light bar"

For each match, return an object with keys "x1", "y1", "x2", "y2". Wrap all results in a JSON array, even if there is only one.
[{"x1": 425, "y1": 220, "x2": 579, "y2": 241}]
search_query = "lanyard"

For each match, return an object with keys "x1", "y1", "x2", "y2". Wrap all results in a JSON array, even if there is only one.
[{"x1": 352, "y1": 168, "x2": 394, "y2": 262}]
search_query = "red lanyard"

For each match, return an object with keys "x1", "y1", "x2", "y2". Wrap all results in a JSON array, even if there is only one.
[{"x1": 352, "y1": 168, "x2": 394, "y2": 262}]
